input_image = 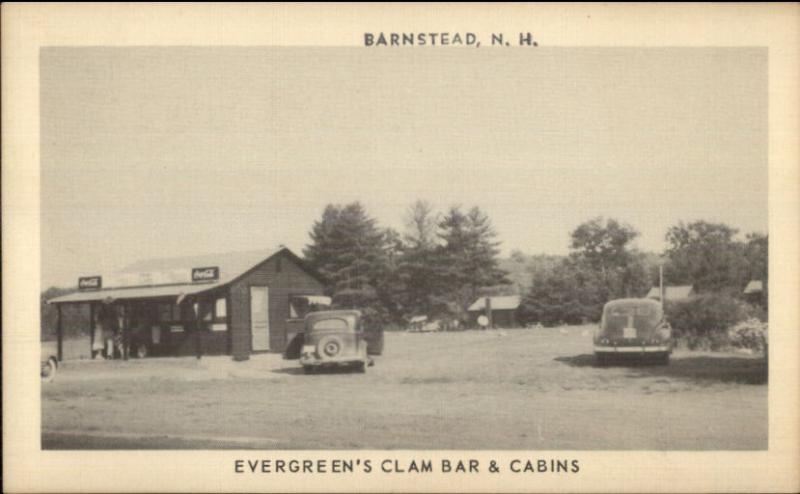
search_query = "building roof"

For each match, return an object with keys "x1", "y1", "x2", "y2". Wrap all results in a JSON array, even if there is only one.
[
  {"x1": 645, "y1": 285, "x2": 694, "y2": 301},
  {"x1": 118, "y1": 247, "x2": 283, "y2": 285},
  {"x1": 743, "y1": 280, "x2": 764, "y2": 294},
  {"x1": 45, "y1": 283, "x2": 218, "y2": 305},
  {"x1": 48, "y1": 246, "x2": 321, "y2": 304},
  {"x1": 467, "y1": 295, "x2": 521, "y2": 312}
]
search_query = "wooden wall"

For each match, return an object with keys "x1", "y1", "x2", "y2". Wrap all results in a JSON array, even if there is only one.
[{"x1": 229, "y1": 252, "x2": 325, "y2": 360}]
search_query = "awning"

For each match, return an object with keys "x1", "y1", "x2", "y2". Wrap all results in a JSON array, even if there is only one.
[
  {"x1": 47, "y1": 283, "x2": 220, "y2": 305},
  {"x1": 303, "y1": 295, "x2": 332, "y2": 306}
]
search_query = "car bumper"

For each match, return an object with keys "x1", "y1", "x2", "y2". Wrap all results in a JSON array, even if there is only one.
[
  {"x1": 594, "y1": 345, "x2": 671, "y2": 354},
  {"x1": 300, "y1": 355, "x2": 364, "y2": 366}
]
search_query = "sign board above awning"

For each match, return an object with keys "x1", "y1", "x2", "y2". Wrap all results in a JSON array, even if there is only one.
[
  {"x1": 78, "y1": 266, "x2": 221, "y2": 291},
  {"x1": 49, "y1": 283, "x2": 217, "y2": 305}
]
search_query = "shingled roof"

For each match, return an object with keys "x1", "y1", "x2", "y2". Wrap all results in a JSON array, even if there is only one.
[
  {"x1": 467, "y1": 295, "x2": 522, "y2": 312},
  {"x1": 48, "y1": 246, "x2": 320, "y2": 304},
  {"x1": 645, "y1": 285, "x2": 695, "y2": 301}
]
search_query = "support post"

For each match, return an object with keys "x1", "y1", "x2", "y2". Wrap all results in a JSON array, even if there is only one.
[
  {"x1": 485, "y1": 296, "x2": 493, "y2": 330},
  {"x1": 89, "y1": 303, "x2": 95, "y2": 357},
  {"x1": 56, "y1": 304, "x2": 63, "y2": 362}
]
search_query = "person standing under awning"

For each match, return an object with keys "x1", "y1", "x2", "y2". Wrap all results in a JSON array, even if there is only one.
[{"x1": 92, "y1": 309, "x2": 105, "y2": 359}]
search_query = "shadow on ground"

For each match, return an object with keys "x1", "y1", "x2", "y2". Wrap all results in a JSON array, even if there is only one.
[
  {"x1": 271, "y1": 365, "x2": 363, "y2": 376},
  {"x1": 555, "y1": 354, "x2": 767, "y2": 385}
]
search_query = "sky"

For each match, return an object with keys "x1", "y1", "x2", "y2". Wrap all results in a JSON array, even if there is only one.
[{"x1": 40, "y1": 47, "x2": 767, "y2": 288}]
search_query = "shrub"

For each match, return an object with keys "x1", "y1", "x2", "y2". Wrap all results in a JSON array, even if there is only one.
[
  {"x1": 728, "y1": 318, "x2": 768, "y2": 353},
  {"x1": 665, "y1": 294, "x2": 754, "y2": 350}
]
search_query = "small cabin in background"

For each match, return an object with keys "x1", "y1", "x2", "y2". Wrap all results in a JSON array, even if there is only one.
[
  {"x1": 743, "y1": 280, "x2": 766, "y2": 307},
  {"x1": 467, "y1": 295, "x2": 521, "y2": 328},
  {"x1": 645, "y1": 285, "x2": 695, "y2": 303}
]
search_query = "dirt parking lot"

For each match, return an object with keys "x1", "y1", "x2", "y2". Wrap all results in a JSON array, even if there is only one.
[{"x1": 42, "y1": 326, "x2": 767, "y2": 450}]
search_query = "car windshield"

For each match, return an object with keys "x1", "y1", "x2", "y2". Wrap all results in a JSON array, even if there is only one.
[
  {"x1": 601, "y1": 302, "x2": 662, "y2": 335},
  {"x1": 310, "y1": 315, "x2": 356, "y2": 333}
]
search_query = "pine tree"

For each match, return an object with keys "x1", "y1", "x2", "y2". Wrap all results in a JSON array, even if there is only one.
[
  {"x1": 434, "y1": 206, "x2": 509, "y2": 319},
  {"x1": 303, "y1": 202, "x2": 396, "y2": 323},
  {"x1": 396, "y1": 201, "x2": 440, "y2": 318}
]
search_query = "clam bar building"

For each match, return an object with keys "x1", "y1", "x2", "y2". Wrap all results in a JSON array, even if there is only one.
[{"x1": 47, "y1": 247, "x2": 326, "y2": 361}]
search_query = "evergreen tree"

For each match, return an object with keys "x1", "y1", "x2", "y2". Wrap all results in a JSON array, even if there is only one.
[
  {"x1": 303, "y1": 202, "x2": 396, "y2": 323},
  {"x1": 396, "y1": 201, "x2": 440, "y2": 318},
  {"x1": 434, "y1": 206, "x2": 509, "y2": 319}
]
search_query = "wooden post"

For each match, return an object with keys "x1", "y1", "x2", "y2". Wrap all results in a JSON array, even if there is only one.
[
  {"x1": 485, "y1": 296, "x2": 493, "y2": 330},
  {"x1": 89, "y1": 303, "x2": 95, "y2": 357},
  {"x1": 56, "y1": 304, "x2": 63, "y2": 362}
]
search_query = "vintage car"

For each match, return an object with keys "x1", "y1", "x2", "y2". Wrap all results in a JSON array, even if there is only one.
[
  {"x1": 594, "y1": 298, "x2": 672, "y2": 365},
  {"x1": 284, "y1": 309, "x2": 383, "y2": 373}
]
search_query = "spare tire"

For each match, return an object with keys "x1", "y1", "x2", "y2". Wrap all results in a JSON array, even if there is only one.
[{"x1": 317, "y1": 335, "x2": 344, "y2": 359}]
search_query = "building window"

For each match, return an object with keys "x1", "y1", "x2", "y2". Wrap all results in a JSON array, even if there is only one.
[
  {"x1": 289, "y1": 295, "x2": 331, "y2": 319},
  {"x1": 289, "y1": 296, "x2": 309, "y2": 319},
  {"x1": 158, "y1": 303, "x2": 181, "y2": 323},
  {"x1": 212, "y1": 297, "x2": 227, "y2": 331}
]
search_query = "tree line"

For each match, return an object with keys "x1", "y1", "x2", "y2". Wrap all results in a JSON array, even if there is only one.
[
  {"x1": 303, "y1": 202, "x2": 768, "y2": 328},
  {"x1": 520, "y1": 218, "x2": 768, "y2": 326},
  {"x1": 40, "y1": 201, "x2": 768, "y2": 335},
  {"x1": 303, "y1": 201, "x2": 508, "y2": 327}
]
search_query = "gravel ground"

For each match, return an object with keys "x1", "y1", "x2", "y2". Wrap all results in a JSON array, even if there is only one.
[{"x1": 42, "y1": 325, "x2": 767, "y2": 450}]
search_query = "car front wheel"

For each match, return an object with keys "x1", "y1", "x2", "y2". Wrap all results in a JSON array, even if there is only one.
[{"x1": 41, "y1": 357, "x2": 58, "y2": 382}]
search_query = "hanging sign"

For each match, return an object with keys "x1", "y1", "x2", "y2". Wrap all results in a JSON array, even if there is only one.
[
  {"x1": 78, "y1": 276, "x2": 102, "y2": 290},
  {"x1": 192, "y1": 266, "x2": 219, "y2": 282}
]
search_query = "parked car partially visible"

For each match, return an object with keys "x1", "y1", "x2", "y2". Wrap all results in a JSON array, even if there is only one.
[
  {"x1": 284, "y1": 309, "x2": 382, "y2": 374},
  {"x1": 41, "y1": 353, "x2": 58, "y2": 382},
  {"x1": 594, "y1": 298, "x2": 672, "y2": 365}
]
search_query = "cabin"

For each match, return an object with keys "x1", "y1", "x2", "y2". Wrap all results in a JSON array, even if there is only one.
[
  {"x1": 743, "y1": 280, "x2": 766, "y2": 306},
  {"x1": 46, "y1": 246, "x2": 326, "y2": 361},
  {"x1": 645, "y1": 285, "x2": 695, "y2": 303},
  {"x1": 467, "y1": 295, "x2": 521, "y2": 328}
]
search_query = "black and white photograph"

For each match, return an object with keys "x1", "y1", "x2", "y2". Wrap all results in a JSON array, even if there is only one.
[
  {"x1": 3, "y1": 3, "x2": 799, "y2": 493},
  {"x1": 38, "y1": 43, "x2": 770, "y2": 450}
]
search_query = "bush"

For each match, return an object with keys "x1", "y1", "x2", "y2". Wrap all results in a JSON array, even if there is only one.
[
  {"x1": 665, "y1": 294, "x2": 758, "y2": 350},
  {"x1": 728, "y1": 318, "x2": 768, "y2": 353}
]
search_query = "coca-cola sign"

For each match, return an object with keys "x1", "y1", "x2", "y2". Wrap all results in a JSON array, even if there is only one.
[
  {"x1": 191, "y1": 266, "x2": 219, "y2": 282},
  {"x1": 78, "y1": 276, "x2": 102, "y2": 290}
]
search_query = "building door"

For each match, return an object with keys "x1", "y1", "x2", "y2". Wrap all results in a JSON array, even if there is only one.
[{"x1": 250, "y1": 286, "x2": 270, "y2": 351}]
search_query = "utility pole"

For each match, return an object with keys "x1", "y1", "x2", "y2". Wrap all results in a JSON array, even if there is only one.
[{"x1": 485, "y1": 296, "x2": 493, "y2": 330}]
